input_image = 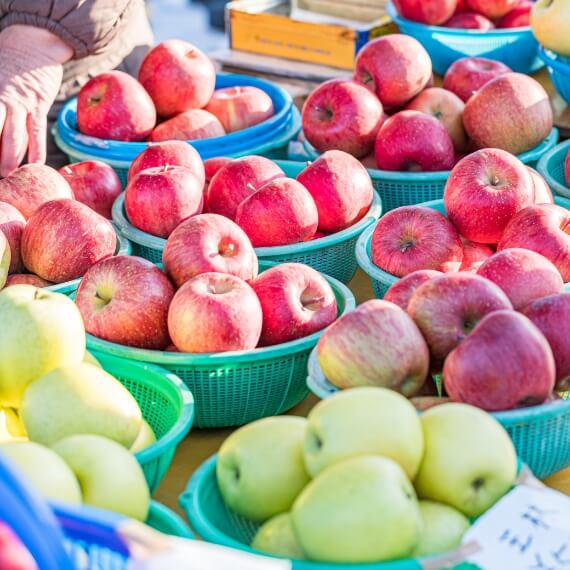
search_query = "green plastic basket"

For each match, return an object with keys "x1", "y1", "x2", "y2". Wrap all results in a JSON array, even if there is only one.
[
  {"x1": 94, "y1": 352, "x2": 195, "y2": 493},
  {"x1": 537, "y1": 139, "x2": 570, "y2": 199},
  {"x1": 147, "y1": 500, "x2": 194, "y2": 538},
  {"x1": 111, "y1": 161, "x2": 382, "y2": 284},
  {"x1": 357, "y1": 196, "x2": 570, "y2": 299}
]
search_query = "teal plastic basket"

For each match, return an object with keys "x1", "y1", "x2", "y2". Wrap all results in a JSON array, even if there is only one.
[
  {"x1": 538, "y1": 46, "x2": 570, "y2": 105},
  {"x1": 146, "y1": 500, "x2": 194, "y2": 538},
  {"x1": 537, "y1": 139, "x2": 570, "y2": 199},
  {"x1": 111, "y1": 161, "x2": 382, "y2": 284}
]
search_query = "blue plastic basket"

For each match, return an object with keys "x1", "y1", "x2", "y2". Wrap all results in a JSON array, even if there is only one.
[
  {"x1": 387, "y1": 3, "x2": 542, "y2": 75},
  {"x1": 537, "y1": 139, "x2": 570, "y2": 199},
  {"x1": 538, "y1": 46, "x2": 570, "y2": 105}
]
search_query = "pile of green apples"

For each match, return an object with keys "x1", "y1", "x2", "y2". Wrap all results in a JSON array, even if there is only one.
[
  {"x1": 216, "y1": 387, "x2": 518, "y2": 564},
  {"x1": 0, "y1": 285, "x2": 153, "y2": 521}
]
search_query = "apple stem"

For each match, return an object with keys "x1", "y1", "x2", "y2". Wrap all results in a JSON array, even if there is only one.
[
  {"x1": 302, "y1": 295, "x2": 324, "y2": 310},
  {"x1": 246, "y1": 183, "x2": 256, "y2": 193},
  {"x1": 63, "y1": 166, "x2": 73, "y2": 175},
  {"x1": 163, "y1": 164, "x2": 170, "y2": 173}
]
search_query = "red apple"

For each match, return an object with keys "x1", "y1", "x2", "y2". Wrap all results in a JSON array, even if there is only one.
[
  {"x1": 76, "y1": 256, "x2": 175, "y2": 350},
  {"x1": 371, "y1": 205, "x2": 463, "y2": 277},
  {"x1": 444, "y1": 310, "x2": 555, "y2": 411},
  {"x1": 466, "y1": 0, "x2": 518, "y2": 19},
  {"x1": 353, "y1": 35, "x2": 432, "y2": 108},
  {"x1": 0, "y1": 201, "x2": 25, "y2": 273},
  {"x1": 454, "y1": 0, "x2": 467, "y2": 13},
  {"x1": 235, "y1": 177, "x2": 318, "y2": 246},
  {"x1": 384, "y1": 269, "x2": 442, "y2": 310},
  {"x1": 446, "y1": 11, "x2": 494, "y2": 29},
  {"x1": 528, "y1": 166, "x2": 554, "y2": 204},
  {"x1": 21, "y1": 199, "x2": 116, "y2": 283},
  {"x1": 459, "y1": 238, "x2": 494, "y2": 273},
  {"x1": 204, "y1": 157, "x2": 233, "y2": 183},
  {"x1": 138, "y1": 40, "x2": 216, "y2": 117},
  {"x1": 149, "y1": 109, "x2": 226, "y2": 142},
  {"x1": 162, "y1": 213, "x2": 258, "y2": 288},
  {"x1": 359, "y1": 153, "x2": 378, "y2": 169},
  {"x1": 0, "y1": 522, "x2": 38, "y2": 570},
  {"x1": 125, "y1": 165, "x2": 203, "y2": 238},
  {"x1": 392, "y1": 0, "x2": 457, "y2": 24},
  {"x1": 444, "y1": 148, "x2": 534, "y2": 244},
  {"x1": 498, "y1": 1, "x2": 532, "y2": 27},
  {"x1": 411, "y1": 396, "x2": 452, "y2": 412},
  {"x1": 4, "y1": 273, "x2": 52, "y2": 288},
  {"x1": 296, "y1": 150, "x2": 373, "y2": 233},
  {"x1": 77, "y1": 70, "x2": 156, "y2": 141},
  {"x1": 168, "y1": 272, "x2": 262, "y2": 352},
  {"x1": 301, "y1": 79, "x2": 384, "y2": 158},
  {"x1": 206, "y1": 156, "x2": 284, "y2": 220},
  {"x1": 59, "y1": 161, "x2": 122, "y2": 219},
  {"x1": 251, "y1": 263, "x2": 337, "y2": 346}
]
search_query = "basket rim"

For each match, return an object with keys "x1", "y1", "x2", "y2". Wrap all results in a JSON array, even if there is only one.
[
  {"x1": 536, "y1": 139, "x2": 570, "y2": 199},
  {"x1": 537, "y1": 46, "x2": 570, "y2": 75},
  {"x1": 146, "y1": 500, "x2": 194, "y2": 539}
]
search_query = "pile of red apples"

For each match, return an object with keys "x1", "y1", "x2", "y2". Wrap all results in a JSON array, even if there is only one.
[{"x1": 302, "y1": 33, "x2": 552, "y2": 171}]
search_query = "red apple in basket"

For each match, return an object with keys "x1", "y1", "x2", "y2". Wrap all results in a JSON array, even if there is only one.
[
  {"x1": 204, "y1": 157, "x2": 233, "y2": 183},
  {"x1": 454, "y1": 0, "x2": 467, "y2": 13},
  {"x1": 498, "y1": 2, "x2": 533, "y2": 28},
  {"x1": 316, "y1": 299, "x2": 429, "y2": 395},
  {"x1": 77, "y1": 70, "x2": 156, "y2": 141},
  {"x1": 162, "y1": 213, "x2": 258, "y2": 288},
  {"x1": 301, "y1": 79, "x2": 384, "y2": 158},
  {"x1": 0, "y1": 522, "x2": 38, "y2": 570},
  {"x1": 235, "y1": 178, "x2": 318, "y2": 247},
  {"x1": 392, "y1": 0, "x2": 457, "y2": 25},
  {"x1": 149, "y1": 109, "x2": 225, "y2": 142},
  {"x1": 466, "y1": 0, "x2": 518, "y2": 19},
  {"x1": 371, "y1": 206, "x2": 463, "y2": 277},
  {"x1": 443, "y1": 310, "x2": 555, "y2": 411},
  {"x1": 444, "y1": 148, "x2": 534, "y2": 244},
  {"x1": 0, "y1": 201, "x2": 25, "y2": 273},
  {"x1": 76, "y1": 256, "x2": 175, "y2": 350},
  {"x1": 384, "y1": 270, "x2": 442, "y2": 311},
  {"x1": 459, "y1": 239, "x2": 494, "y2": 273},
  {"x1": 138, "y1": 40, "x2": 216, "y2": 117},
  {"x1": 21, "y1": 199, "x2": 116, "y2": 283},
  {"x1": 251, "y1": 263, "x2": 337, "y2": 346},
  {"x1": 528, "y1": 167, "x2": 554, "y2": 204},
  {"x1": 125, "y1": 165, "x2": 203, "y2": 238},
  {"x1": 446, "y1": 12, "x2": 495, "y2": 29},
  {"x1": 4, "y1": 274, "x2": 52, "y2": 288},
  {"x1": 168, "y1": 272, "x2": 262, "y2": 353}
]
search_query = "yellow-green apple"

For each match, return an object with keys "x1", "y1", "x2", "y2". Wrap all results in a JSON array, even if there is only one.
[
  {"x1": 392, "y1": 0, "x2": 457, "y2": 25},
  {"x1": 444, "y1": 311, "x2": 555, "y2": 411},
  {"x1": 235, "y1": 178, "x2": 318, "y2": 246},
  {"x1": 0, "y1": 441, "x2": 82, "y2": 504},
  {"x1": 0, "y1": 202, "x2": 25, "y2": 273},
  {"x1": 205, "y1": 86, "x2": 274, "y2": 133},
  {"x1": 168, "y1": 272, "x2": 262, "y2": 352},
  {"x1": 531, "y1": 0, "x2": 570, "y2": 57},
  {"x1": 75, "y1": 256, "x2": 175, "y2": 350},
  {"x1": 21, "y1": 199, "x2": 117, "y2": 283},
  {"x1": 316, "y1": 299, "x2": 429, "y2": 395},
  {"x1": 384, "y1": 270, "x2": 442, "y2": 310},
  {"x1": 444, "y1": 148, "x2": 534, "y2": 244},
  {"x1": 371, "y1": 206, "x2": 463, "y2": 276},
  {"x1": 464, "y1": 73, "x2": 553, "y2": 154},
  {"x1": 375, "y1": 111, "x2": 455, "y2": 172},
  {"x1": 498, "y1": 204, "x2": 570, "y2": 281},
  {"x1": 21, "y1": 362, "x2": 142, "y2": 447},
  {"x1": 0, "y1": 163, "x2": 73, "y2": 219},
  {"x1": 354, "y1": 35, "x2": 432, "y2": 108},
  {"x1": 4, "y1": 274, "x2": 52, "y2": 288},
  {"x1": 0, "y1": 523, "x2": 37, "y2": 570},
  {"x1": 130, "y1": 420, "x2": 156, "y2": 453},
  {"x1": 52, "y1": 434, "x2": 150, "y2": 521},
  {"x1": 498, "y1": 1, "x2": 532, "y2": 27},
  {"x1": 162, "y1": 213, "x2": 258, "y2": 287},
  {"x1": 83, "y1": 351, "x2": 101, "y2": 368},
  {"x1": 216, "y1": 416, "x2": 310, "y2": 522},
  {"x1": 125, "y1": 165, "x2": 203, "y2": 238},
  {"x1": 459, "y1": 239, "x2": 494, "y2": 273},
  {"x1": 138, "y1": 40, "x2": 216, "y2": 117},
  {"x1": 301, "y1": 79, "x2": 384, "y2": 158},
  {"x1": 0, "y1": 231, "x2": 9, "y2": 288},
  {"x1": 206, "y1": 156, "x2": 284, "y2": 220},
  {"x1": 0, "y1": 286, "x2": 85, "y2": 408},
  {"x1": 414, "y1": 402, "x2": 517, "y2": 517},
  {"x1": 304, "y1": 387, "x2": 424, "y2": 479},
  {"x1": 477, "y1": 248, "x2": 564, "y2": 310},
  {"x1": 443, "y1": 57, "x2": 512, "y2": 102},
  {"x1": 466, "y1": 0, "x2": 518, "y2": 18},
  {"x1": 528, "y1": 166, "x2": 554, "y2": 204},
  {"x1": 77, "y1": 71, "x2": 156, "y2": 141},
  {"x1": 0, "y1": 408, "x2": 26, "y2": 441},
  {"x1": 251, "y1": 263, "x2": 337, "y2": 346},
  {"x1": 251, "y1": 513, "x2": 305, "y2": 559},
  {"x1": 149, "y1": 109, "x2": 225, "y2": 142},
  {"x1": 446, "y1": 12, "x2": 494, "y2": 29},
  {"x1": 292, "y1": 456, "x2": 422, "y2": 563}
]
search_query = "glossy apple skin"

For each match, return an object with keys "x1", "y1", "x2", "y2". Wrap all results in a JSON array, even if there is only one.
[
  {"x1": 375, "y1": 111, "x2": 455, "y2": 172},
  {"x1": 465, "y1": 0, "x2": 518, "y2": 19},
  {"x1": 302, "y1": 79, "x2": 384, "y2": 158},
  {"x1": 498, "y1": 204, "x2": 570, "y2": 282},
  {"x1": 354, "y1": 35, "x2": 432, "y2": 109},
  {"x1": 459, "y1": 239, "x2": 494, "y2": 273},
  {"x1": 76, "y1": 256, "x2": 175, "y2": 350},
  {"x1": 371, "y1": 206, "x2": 463, "y2": 277},
  {"x1": 444, "y1": 148, "x2": 534, "y2": 244},
  {"x1": 0, "y1": 201, "x2": 25, "y2": 273},
  {"x1": 168, "y1": 272, "x2": 262, "y2": 352},
  {"x1": 125, "y1": 165, "x2": 203, "y2": 238},
  {"x1": 528, "y1": 166, "x2": 554, "y2": 204},
  {"x1": 498, "y1": 1, "x2": 532, "y2": 27},
  {"x1": 384, "y1": 270, "x2": 442, "y2": 311},
  {"x1": 252, "y1": 263, "x2": 337, "y2": 346},
  {"x1": 445, "y1": 12, "x2": 494, "y2": 29},
  {"x1": 443, "y1": 57, "x2": 512, "y2": 102},
  {"x1": 77, "y1": 71, "x2": 156, "y2": 141},
  {"x1": 0, "y1": 164, "x2": 73, "y2": 219},
  {"x1": 444, "y1": 310, "x2": 555, "y2": 411},
  {"x1": 392, "y1": 0, "x2": 456, "y2": 24},
  {"x1": 59, "y1": 161, "x2": 122, "y2": 219},
  {"x1": 138, "y1": 40, "x2": 216, "y2": 117},
  {"x1": 206, "y1": 156, "x2": 284, "y2": 220},
  {"x1": 4, "y1": 273, "x2": 51, "y2": 288},
  {"x1": 21, "y1": 199, "x2": 116, "y2": 283},
  {"x1": 149, "y1": 109, "x2": 225, "y2": 142},
  {"x1": 163, "y1": 213, "x2": 258, "y2": 287},
  {"x1": 236, "y1": 178, "x2": 318, "y2": 247},
  {"x1": 204, "y1": 157, "x2": 233, "y2": 183}
]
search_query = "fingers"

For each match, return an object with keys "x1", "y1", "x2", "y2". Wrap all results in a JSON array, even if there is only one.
[
  {"x1": 26, "y1": 108, "x2": 47, "y2": 165},
  {"x1": 0, "y1": 102, "x2": 28, "y2": 177}
]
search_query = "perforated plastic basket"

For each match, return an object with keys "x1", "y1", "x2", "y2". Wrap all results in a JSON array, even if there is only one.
[
  {"x1": 537, "y1": 139, "x2": 570, "y2": 199},
  {"x1": 538, "y1": 46, "x2": 570, "y2": 105}
]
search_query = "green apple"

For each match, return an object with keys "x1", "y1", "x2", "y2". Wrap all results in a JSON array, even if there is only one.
[
  {"x1": 411, "y1": 500, "x2": 470, "y2": 557},
  {"x1": 0, "y1": 441, "x2": 81, "y2": 504},
  {"x1": 52, "y1": 434, "x2": 150, "y2": 521},
  {"x1": 0, "y1": 285, "x2": 85, "y2": 407},
  {"x1": 251, "y1": 513, "x2": 306, "y2": 559},
  {"x1": 21, "y1": 363, "x2": 142, "y2": 448},
  {"x1": 130, "y1": 419, "x2": 156, "y2": 452},
  {"x1": 304, "y1": 387, "x2": 423, "y2": 479},
  {"x1": 0, "y1": 230, "x2": 10, "y2": 289},
  {"x1": 414, "y1": 403, "x2": 517, "y2": 517},
  {"x1": 292, "y1": 456, "x2": 422, "y2": 563},
  {"x1": 0, "y1": 408, "x2": 27, "y2": 442},
  {"x1": 216, "y1": 416, "x2": 310, "y2": 522},
  {"x1": 531, "y1": 0, "x2": 570, "y2": 57},
  {"x1": 83, "y1": 350, "x2": 102, "y2": 368}
]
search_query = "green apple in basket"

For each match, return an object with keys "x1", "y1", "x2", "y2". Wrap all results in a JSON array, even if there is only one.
[
  {"x1": 130, "y1": 420, "x2": 157, "y2": 453},
  {"x1": 0, "y1": 408, "x2": 26, "y2": 442},
  {"x1": 251, "y1": 513, "x2": 306, "y2": 559}
]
